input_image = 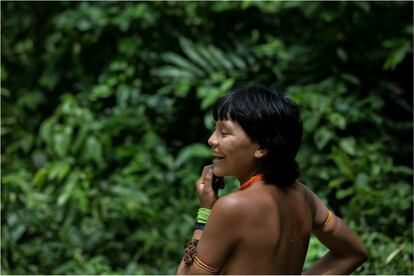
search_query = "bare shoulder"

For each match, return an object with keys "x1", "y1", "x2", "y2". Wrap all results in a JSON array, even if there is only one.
[
  {"x1": 204, "y1": 192, "x2": 248, "y2": 241},
  {"x1": 296, "y1": 181, "x2": 329, "y2": 227},
  {"x1": 209, "y1": 192, "x2": 252, "y2": 225},
  {"x1": 296, "y1": 181, "x2": 317, "y2": 205},
  {"x1": 295, "y1": 181, "x2": 311, "y2": 194},
  {"x1": 211, "y1": 192, "x2": 249, "y2": 218}
]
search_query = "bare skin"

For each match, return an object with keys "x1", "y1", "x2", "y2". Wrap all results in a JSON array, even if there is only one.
[{"x1": 176, "y1": 120, "x2": 368, "y2": 274}]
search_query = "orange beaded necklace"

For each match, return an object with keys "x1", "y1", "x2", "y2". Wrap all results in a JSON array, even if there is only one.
[{"x1": 238, "y1": 174, "x2": 264, "y2": 191}]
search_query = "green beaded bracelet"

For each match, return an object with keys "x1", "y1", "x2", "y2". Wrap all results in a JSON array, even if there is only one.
[{"x1": 197, "y1": 208, "x2": 211, "y2": 224}]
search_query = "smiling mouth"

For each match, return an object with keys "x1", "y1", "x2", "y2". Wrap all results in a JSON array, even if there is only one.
[{"x1": 213, "y1": 154, "x2": 225, "y2": 160}]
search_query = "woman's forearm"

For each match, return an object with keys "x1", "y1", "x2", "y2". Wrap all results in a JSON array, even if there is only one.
[
  {"x1": 303, "y1": 251, "x2": 367, "y2": 275},
  {"x1": 176, "y1": 230, "x2": 204, "y2": 274},
  {"x1": 305, "y1": 213, "x2": 368, "y2": 275}
]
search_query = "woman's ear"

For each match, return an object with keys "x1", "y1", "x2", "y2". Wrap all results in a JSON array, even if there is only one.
[{"x1": 254, "y1": 146, "x2": 268, "y2": 158}]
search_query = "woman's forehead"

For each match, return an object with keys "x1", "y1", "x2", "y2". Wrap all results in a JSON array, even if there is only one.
[{"x1": 215, "y1": 119, "x2": 240, "y2": 130}]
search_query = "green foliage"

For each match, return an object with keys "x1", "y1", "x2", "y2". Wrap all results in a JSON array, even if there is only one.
[{"x1": 2, "y1": 2, "x2": 412, "y2": 274}]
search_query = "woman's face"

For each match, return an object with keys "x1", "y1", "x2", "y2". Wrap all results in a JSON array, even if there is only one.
[{"x1": 208, "y1": 119, "x2": 263, "y2": 183}]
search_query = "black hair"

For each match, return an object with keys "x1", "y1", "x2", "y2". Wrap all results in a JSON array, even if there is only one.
[{"x1": 212, "y1": 85, "x2": 303, "y2": 188}]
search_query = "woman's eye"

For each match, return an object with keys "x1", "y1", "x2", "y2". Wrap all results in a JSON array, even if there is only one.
[{"x1": 220, "y1": 131, "x2": 228, "y2": 136}]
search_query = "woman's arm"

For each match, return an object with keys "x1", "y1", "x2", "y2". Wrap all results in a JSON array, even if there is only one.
[
  {"x1": 303, "y1": 214, "x2": 368, "y2": 274},
  {"x1": 176, "y1": 230, "x2": 205, "y2": 274},
  {"x1": 176, "y1": 195, "x2": 242, "y2": 274},
  {"x1": 303, "y1": 188, "x2": 368, "y2": 274},
  {"x1": 176, "y1": 165, "x2": 241, "y2": 275}
]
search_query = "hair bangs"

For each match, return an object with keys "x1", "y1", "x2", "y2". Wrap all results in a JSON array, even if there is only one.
[{"x1": 213, "y1": 95, "x2": 236, "y2": 122}]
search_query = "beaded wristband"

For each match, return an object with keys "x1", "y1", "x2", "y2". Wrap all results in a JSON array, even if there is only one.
[
  {"x1": 183, "y1": 239, "x2": 219, "y2": 273},
  {"x1": 183, "y1": 239, "x2": 199, "y2": 264},
  {"x1": 194, "y1": 222, "x2": 205, "y2": 231},
  {"x1": 197, "y1": 208, "x2": 211, "y2": 224}
]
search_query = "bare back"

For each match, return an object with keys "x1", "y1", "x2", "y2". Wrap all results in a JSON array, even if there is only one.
[
  {"x1": 219, "y1": 181, "x2": 313, "y2": 274},
  {"x1": 178, "y1": 177, "x2": 368, "y2": 275}
]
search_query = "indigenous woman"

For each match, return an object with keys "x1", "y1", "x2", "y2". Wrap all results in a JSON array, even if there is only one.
[{"x1": 176, "y1": 86, "x2": 368, "y2": 274}]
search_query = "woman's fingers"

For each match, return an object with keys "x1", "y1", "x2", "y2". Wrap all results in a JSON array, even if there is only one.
[
  {"x1": 196, "y1": 165, "x2": 213, "y2": 192},
  {"x1": 196, "y1": 165, "x2": 218, "y2": 208},
  {"x1": 203, "y1": 168, "x2": 213, "y2": 191},
  {"x1": 201, "y1": 165, "x2": 212, "y2": 178}
]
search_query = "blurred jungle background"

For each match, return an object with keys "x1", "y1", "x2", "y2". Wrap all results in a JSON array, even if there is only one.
[{"x1": 1, "y1": 1, "x2": 413, "y2": 274}]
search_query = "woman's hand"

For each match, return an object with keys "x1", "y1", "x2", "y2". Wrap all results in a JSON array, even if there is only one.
[{"x1": 196, "y1": 165, "x2": 219, "y2": 208}]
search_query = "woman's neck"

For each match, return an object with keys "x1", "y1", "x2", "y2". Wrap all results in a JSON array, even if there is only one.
[{"x1": 237, "y1": 169, "x2": 261, "y2": 185}]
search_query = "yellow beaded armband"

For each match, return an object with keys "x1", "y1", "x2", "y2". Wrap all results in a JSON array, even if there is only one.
[
  {"x1": 313, "y1": 210, "x2": 333, "y2": 232},
  {"x1": 194, "y1": 256, "x2": 219, "y2": 273}
]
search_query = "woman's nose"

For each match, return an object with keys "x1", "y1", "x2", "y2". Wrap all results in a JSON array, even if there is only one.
[{"x1": 208, "y1": 131, "x2": 217, "y2": 147}]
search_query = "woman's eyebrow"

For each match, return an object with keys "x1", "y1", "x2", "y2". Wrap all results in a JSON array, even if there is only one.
[
  {"x1": 216, "y1": 120, "x2": 233, "y2": 131},
  {"x1": 222, "y1": 121, "x2": 233, "y2": 129}
]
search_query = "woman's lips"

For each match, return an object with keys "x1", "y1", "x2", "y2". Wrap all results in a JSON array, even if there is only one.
[{"x1": 213, "y1": 157, "x2": 225, "y2": 163}]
